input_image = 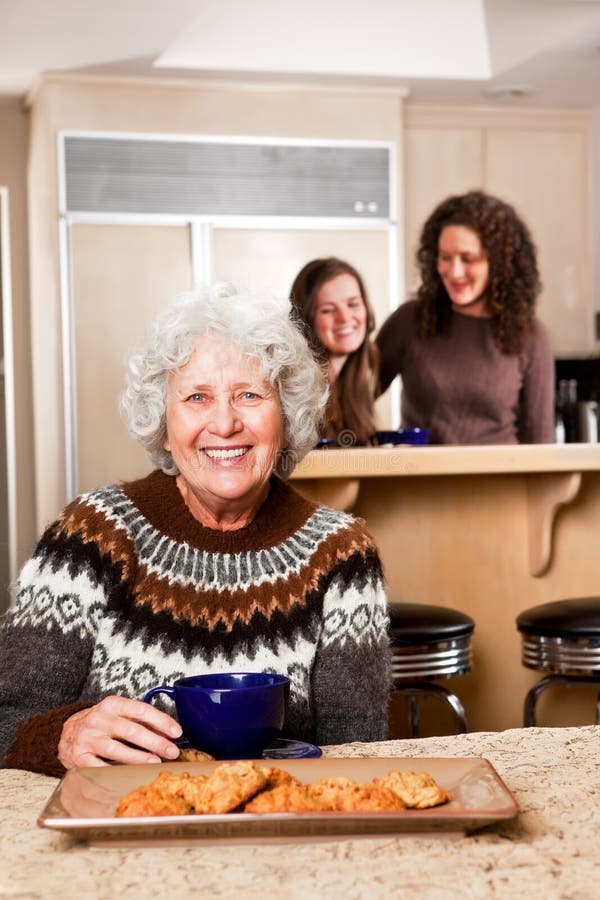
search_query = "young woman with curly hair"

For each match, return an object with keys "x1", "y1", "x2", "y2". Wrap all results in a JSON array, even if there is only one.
[
  {"x1": 290, "y1": 257, "x2": 379, "y2": 446},
  {"x1": 376, "y1": 190, "x2": 554, "y2": 445}
]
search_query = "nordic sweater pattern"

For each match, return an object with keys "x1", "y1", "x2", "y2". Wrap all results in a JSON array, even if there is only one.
[{"x1": 0, "y1": 471, "x2": 390, "y2": 774}]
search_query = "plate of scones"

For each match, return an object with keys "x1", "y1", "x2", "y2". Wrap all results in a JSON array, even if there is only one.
[{"x1": 38, "y1": 757, "x2": 518, "y2": 844}]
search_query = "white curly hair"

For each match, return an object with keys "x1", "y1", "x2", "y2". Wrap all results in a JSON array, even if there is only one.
[{"x1": 120, "y1": 283, "x2": 329, "y2": 478}]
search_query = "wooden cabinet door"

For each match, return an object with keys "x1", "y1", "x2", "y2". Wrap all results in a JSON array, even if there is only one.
[
  {"x1": 70, "y1": 223, "x2": 192, "y2": 494},
  {"x1": 212, "y1": 225, "x2": 396, "y2": 428},
  {"x1": 403, "y1": 111, "x2": 593, "y2": 357},
  {"x1": 486, "y1": 127, "x2": 592, "y2": 356},
  {"x1": 403, "y1": 126, "x2": 484, "y2": 293}
]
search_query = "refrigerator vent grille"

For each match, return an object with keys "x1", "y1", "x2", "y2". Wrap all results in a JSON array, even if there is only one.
[{"x1": 62, "y1": 134, "x2": 391, "y2": 219}]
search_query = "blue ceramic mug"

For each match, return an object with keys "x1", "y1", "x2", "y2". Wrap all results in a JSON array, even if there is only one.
[
  {"x1": 143, "y1": 672, "x2": 289, "y2": 760},
  {"x1": 375, "y1": 428, "x2": 429, "y2": 447}
]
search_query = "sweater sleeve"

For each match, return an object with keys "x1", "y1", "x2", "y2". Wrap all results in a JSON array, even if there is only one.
[
  {"x1": 375, "y1": 308, "x2": 404, "y2": 396},
  {"x1": 0, "y1": 514, "x2": 108, "y2": 770},
  {"x1": 518, "y1": 321, "x2": 555, "y2": 443},
  {"x1": 3, "y1": 701, "x2": 94, "y2": 776},
  {"x1": 375, "y1": 302, "x2": 415, "y2": 397},
  {"x1": 311, "y1": 534, "x2": 391, "y2": 746}
]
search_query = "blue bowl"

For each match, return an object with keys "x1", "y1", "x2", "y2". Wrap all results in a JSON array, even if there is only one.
[{"x1": 375, "y1": 428, "x2": 429, "y2": 447}]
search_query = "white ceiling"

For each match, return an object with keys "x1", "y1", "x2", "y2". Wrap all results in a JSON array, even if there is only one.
[
  {"x1": 1, "y1": 0, "x2": 600, "y2": 107},
  {"x1": 155, "y1": 0, "x2": 492, "y2": 81}
]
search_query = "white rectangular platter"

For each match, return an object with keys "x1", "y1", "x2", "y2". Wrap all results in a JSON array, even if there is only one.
[{"x1": 38, "y1": 757, "x2": 518, "y2": 844}]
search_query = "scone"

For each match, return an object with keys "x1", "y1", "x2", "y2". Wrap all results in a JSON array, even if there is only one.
[{"x1": 374, "y1": 770, "x2": 451, "y2": 809}]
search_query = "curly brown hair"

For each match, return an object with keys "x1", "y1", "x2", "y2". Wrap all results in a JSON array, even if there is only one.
[
  {"x1": 415, "y1": 190, "x2": 541, "y2": 354},
  {"x1": 290, "y1": 257, "x2": 379, "y2": 444}
]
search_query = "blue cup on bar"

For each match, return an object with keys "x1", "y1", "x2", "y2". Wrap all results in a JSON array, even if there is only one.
[
  {"x1": 315, "y1": 438, "x2": 340, "y2": 449},
  {"x1": 143, "y1": 672, "x2": 289, "y2": 760},
  {"x1": 375, "y1": 428, "x2": 429, "y2": 447}
]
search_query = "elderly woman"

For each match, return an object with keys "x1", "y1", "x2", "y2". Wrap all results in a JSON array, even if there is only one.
[
  {"x1": 0, "y1": 284, "x2": 391, "y2": 776},
  {"x1": 376, "y1": 190, "x2": 554, "y2": 444}
]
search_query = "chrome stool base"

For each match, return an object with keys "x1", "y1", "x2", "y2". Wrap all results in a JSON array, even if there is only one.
[
  {"x1": 391, "y1": 682, "x2": 470, "y2": 737},
  {"x1": 388, "y1": 602, "x2": 474, "y2": 738},
  {"x1": 524, "y1": 675, "x2": 600, "y2": 727}
]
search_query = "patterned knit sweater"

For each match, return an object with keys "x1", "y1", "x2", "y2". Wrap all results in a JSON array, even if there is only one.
[{"x1": 0, "y1": 471, "x2": 390, "y2": 776}]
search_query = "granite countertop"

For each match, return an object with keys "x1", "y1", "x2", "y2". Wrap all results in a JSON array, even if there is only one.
[{"x1": 2, "y1": 726, "x2": 600, "y2": 898}]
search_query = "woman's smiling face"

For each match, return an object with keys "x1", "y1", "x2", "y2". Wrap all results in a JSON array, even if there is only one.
[
  {"x1": 163, "y1": 336, "x2": 284, "y2": 528},
  {"x1": 313, "y1": 272, "x2": 368, "y2": 359},
  {"x1": 437, "y1": 225, "x2": 490, "y2": 317}
]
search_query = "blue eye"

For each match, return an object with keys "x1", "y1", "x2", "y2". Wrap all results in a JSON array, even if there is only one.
[{"x1": 237, "y1": 391, "x2": 261, "y2": 404}]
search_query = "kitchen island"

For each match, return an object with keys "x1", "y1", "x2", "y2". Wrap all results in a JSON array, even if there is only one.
[
  {"x1": 2, "y1": 726, "x2": 599, "y2": 897},
  {"x1": 291, "y1": 444, "x2": 600, "y2": 732}
]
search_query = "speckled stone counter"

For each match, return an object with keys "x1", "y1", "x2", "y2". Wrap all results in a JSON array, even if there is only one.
[{"x1": 2, "y1": 726, "x2": 600, "y2": 899}]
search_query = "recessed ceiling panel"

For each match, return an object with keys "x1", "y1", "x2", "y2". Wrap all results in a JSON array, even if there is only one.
[{"x1": 156, "y1": 0, "x2": 491, "y2": 80}]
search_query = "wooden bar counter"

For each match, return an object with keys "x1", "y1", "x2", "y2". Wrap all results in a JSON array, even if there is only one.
[{"x1": 291, "y1": 444, "x2": 600, "y2": 733}]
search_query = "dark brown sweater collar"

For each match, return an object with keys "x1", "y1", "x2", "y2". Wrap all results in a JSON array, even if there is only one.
[{"x1": 120, "y1": 470, "x2": 319, "y2": 553}]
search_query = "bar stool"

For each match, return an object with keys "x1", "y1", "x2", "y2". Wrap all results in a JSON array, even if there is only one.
[
  {"x1": 516, "y1": 598, "x2": 600, "y2": 727},
  {"x1": 388, "y1": 602, "x2": 474, "y2": 737}
]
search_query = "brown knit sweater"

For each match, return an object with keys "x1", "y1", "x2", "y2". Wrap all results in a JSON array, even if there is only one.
[
  {"x1": 0, "y1": 471, "x2": 390, "y2": 776},
  {"x1": 376, "y1": 300, "x2": 555, "y2": 445}
]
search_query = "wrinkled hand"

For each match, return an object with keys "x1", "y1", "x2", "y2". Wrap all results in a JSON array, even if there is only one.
[{"x1": 58, "y1": 695, "x2": 183, "y2": 769}]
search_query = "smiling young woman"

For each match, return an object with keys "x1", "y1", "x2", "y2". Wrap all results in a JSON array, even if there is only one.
[
  {"x1": 376, "y1": 190, "x2": 554, "y2": 445},
  {"x1": 290, "y1": 257, "x2": 379, "y2": 446}
]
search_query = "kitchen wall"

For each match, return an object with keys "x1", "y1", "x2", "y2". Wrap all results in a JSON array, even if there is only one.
[
  {"x1": 591, "y1": 107, "x2": 600, "y2": 334},
  {"x1": 0, "y1": 97, "x2": 36, "y2": 605}
]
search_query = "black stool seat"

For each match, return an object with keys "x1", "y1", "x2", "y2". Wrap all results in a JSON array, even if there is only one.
[
  {"x1": 516, "y1": 597, "x2": 600, "y2": 727},
  {"x1": 389, "y1": 602, "x2": 474, "y2": 680},
  {"x1": 388, "y1": 602, "x2": 474, "y2": 737},
  {"x1": 517, "y1": 598, "x2": 600, "y2": 639},
  {"x1": 389, "y1": 603, "x2": 474, "y2": 643}
]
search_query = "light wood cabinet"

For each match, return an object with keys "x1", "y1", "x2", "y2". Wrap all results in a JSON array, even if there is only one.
[
  {"x1": 71, "y1": 223, "x2": 192, "y2": 493},
  {"x1": 71, "y1": 223, "x2": 394, "y2": 496},
  {"x1": 403, "y1": 125, "x2": 484, "y2": 294},
  {"x1": 403, "y1": 105, "x2": 594, "y2": 358}
]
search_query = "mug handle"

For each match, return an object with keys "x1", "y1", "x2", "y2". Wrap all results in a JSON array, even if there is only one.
[
  {"x1": 142, "y1": 686, "x2": 189, "y2": 747},
  {"x1": 142, "y1": 686, "x2": 175, "y2": 704}
]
